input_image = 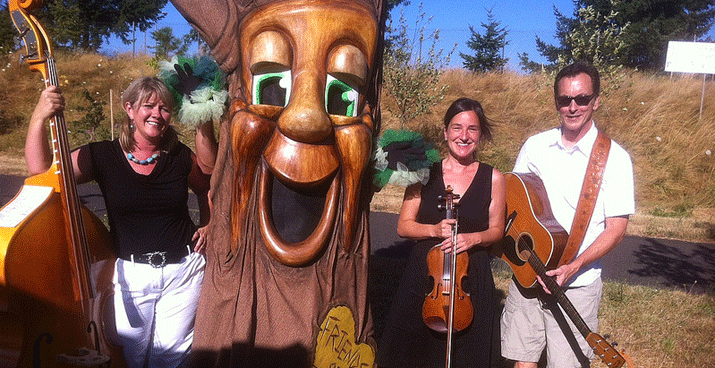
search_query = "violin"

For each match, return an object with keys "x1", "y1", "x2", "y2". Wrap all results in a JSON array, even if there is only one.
[
  {"x1": 422, "y1": 185, "x2": 473, "y2": 367},
  {"x1": 0, "y1": 1, "x2": 125, "y2": 366}
]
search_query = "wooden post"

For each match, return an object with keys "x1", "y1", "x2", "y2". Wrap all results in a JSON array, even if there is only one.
[
  {"x1": 110, "y1": 89, "x2": 114, "y2": 140},
  {"x1": 700, "y1": 74, "x2": 706, "y2": 122}
]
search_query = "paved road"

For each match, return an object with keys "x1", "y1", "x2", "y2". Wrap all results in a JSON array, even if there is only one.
[
  {"x1": 2, "y1": 174, "x2": 714, "y2": 294},
  {"x1": 370, "y1": 212, "x2": 715, "y2": 294}
]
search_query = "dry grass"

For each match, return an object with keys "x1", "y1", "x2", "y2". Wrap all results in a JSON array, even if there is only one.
[
  {"x1": 0, "y1": 52, "x2": 156, "y2": 155},
  {"x1": 595, "y1": 281, "x2": 715, "y2": 368},
  {"x1": 489, "y1": 269, "x2": 715, "y2": 368}
]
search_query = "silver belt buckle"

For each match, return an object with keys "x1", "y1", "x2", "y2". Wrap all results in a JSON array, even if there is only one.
[{"x1": 146, "y1": 251, "x2": 167, "y2": 268}]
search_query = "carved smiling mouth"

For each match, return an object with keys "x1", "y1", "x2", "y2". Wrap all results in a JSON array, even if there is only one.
[
  {"x1": 231, "y1": 104, "x2": 372, "y2": 266},
  {"x1": 258, "y1": 131, "x2": 341, "y2": 265}
]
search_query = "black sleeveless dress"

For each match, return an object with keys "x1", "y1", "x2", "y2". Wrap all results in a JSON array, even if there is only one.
[{"x1": 376, "y1": 162, "x2": 498, "y2": 368}]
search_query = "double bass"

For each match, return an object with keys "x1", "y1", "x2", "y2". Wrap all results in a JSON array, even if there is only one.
[
  {"x1": 0, "y1": 0, "x2": 125, "y2": 366},
  {"x1": 422, "y1": 186, "x2": 473, "y2": 368}
]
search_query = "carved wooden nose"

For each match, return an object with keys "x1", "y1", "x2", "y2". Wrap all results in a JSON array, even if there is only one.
[{"x1": 277, "y1": 70, "x2": 332, "y2": 143}]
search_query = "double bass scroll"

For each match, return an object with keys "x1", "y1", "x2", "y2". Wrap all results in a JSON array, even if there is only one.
[{"x1": 0, "y1": 0, "x2": 125, "y2": 366}]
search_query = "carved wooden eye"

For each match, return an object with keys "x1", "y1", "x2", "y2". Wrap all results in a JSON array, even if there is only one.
[
  {"x1": 252, "y1": 70, "x2": 291, "y2": 107},
  {"x1": 325, "y1": 74, "x2": 358, "y2": 117},
  {"x1": 326, "y1": 44, "x2": 368, "y2": 117},
  {"x1": 249, "y1": 30, "x2": 292, "y2": 107}
]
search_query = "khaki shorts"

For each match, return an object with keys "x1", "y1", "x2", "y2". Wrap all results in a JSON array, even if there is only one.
[{"x1": 500, "y1": 277, "x2": 603, "y2": 368}]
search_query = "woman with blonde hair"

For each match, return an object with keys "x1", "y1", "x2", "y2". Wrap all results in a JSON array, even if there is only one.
[{"x1": 26, "y1": 76, "x2": 217, "y2": 367}]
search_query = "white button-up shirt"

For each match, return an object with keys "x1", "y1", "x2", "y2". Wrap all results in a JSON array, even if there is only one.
[{"x1": 513, "y1": 123, "x2": 635, "y2": 287}]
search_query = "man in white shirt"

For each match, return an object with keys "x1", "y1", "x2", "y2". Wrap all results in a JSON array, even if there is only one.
[{"x1": 500, "y1": 62, "x2": 635, "y2": 368}]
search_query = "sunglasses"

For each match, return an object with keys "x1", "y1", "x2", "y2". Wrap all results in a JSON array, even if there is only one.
[{"x1": 556, "y1": 94, "x2": 595, "y2": 108}]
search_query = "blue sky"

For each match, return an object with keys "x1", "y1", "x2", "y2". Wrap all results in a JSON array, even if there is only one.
[
  {"x1": 393, "y1": 0, "x2": 575, "y2": 69},
  {"x1": 101, "y1": 0, "x2": 713, "y2": 71}
]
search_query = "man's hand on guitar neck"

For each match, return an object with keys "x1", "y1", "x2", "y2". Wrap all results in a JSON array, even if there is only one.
[{"x1": 537, "y1": 262, "x2": 581, "y2": 294}]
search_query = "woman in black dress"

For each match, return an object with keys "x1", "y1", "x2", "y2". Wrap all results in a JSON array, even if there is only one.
[{"x1": 376, "y1": 98, "x2": 506, "y2": 367}]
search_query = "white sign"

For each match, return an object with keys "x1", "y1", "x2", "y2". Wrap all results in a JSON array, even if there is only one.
[{"x1": 665, "y1": 41, "x2": 715, "y2": 74}]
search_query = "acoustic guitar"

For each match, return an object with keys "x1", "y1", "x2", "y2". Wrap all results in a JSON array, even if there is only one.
[
  {"x1": 494, "y1": 172, "x2": 568, "y2": 289},
  {"x1": 494, "y1": 172, "x2": 634, "y2": 368}
]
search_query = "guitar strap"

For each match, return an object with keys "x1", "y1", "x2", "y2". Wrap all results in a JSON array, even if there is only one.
[{"x1": 557, "y1": 130, "x2": 611, "y2": 268}]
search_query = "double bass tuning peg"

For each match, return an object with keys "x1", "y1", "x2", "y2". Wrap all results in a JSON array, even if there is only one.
[
  {"x1": 16, "y1": 45, "x2": 38, "y2": 64},
  {"x1": 18, "y1": 52, "x2": 30, "y2": 64}
]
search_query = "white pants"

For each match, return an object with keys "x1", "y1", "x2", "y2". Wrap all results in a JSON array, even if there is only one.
[{"x1": 113, "y1": 252, "x2": 205, "y2": 368}]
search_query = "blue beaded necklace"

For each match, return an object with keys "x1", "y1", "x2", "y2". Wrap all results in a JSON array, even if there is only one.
[{"x1": 126, "y1": 152, "x2": 159, "y2": 165}]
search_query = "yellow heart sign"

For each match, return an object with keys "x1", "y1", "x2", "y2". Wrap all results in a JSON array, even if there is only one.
[{"x1": 314, "y1": 306, "x2": 375, "y2": 368}]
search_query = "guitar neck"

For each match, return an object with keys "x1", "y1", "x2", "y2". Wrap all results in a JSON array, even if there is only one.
[{"x1": 521, "y1": 249, "x2": 592, "y2": 339}]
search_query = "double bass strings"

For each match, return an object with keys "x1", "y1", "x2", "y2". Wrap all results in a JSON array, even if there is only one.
[{"x1": 45, "y1": 56, "x2": 94, "y2": 302}]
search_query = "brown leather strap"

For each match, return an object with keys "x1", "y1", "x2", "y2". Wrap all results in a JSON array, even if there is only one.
[{"x1": 558, "y1": 131, "x2": 611, "y2": 267}]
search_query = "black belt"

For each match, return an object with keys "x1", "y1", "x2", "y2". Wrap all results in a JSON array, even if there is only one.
[{"x1": 124, "y1": 246, "x2": 192, "y2": 268}]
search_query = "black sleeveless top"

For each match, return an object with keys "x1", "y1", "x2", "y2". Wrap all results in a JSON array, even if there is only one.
[{"x1": 87, "y1": 140, "x2": 196, "y2": 258}]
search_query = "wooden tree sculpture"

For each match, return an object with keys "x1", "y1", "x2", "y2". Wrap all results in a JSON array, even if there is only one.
[{"x1": 169, "y1": 0, "x2": 385, "y2": 366}]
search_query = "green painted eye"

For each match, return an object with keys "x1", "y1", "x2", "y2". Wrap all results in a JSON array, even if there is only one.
[
  {"x1": 325, "y1": 75, "x2": 358, "y2": 117},
  {"x1": 252, "y1": 71, "x2": 291, "y2": 106}
]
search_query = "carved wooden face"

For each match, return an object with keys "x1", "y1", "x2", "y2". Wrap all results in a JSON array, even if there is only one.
[{"x1": 229, "y1": 0, "x2": 378, "y2": 266}]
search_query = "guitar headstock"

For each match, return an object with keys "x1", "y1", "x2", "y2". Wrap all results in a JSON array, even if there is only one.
[
  {"x1": 9, "y1": 0, "x2": 52, "y2": 78},
  {"x1": 586, "y1": 332, "x2": 635, "y2": 368}
]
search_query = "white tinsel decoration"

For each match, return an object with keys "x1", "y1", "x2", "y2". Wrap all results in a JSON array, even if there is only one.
[
  {"x1": 178, "y1": 87, "x2": 229, "y2": 127},
  {"x1": 389, "y1": 165, "x2": 431, "y2": 186}
]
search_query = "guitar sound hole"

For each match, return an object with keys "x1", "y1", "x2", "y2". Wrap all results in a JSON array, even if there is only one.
[
  {"x1": 500, "y1": 235, "x2": 526, "y2": 267},
  {"x1": 516, "y1": 234, "x2": 534, "y2": 264}
]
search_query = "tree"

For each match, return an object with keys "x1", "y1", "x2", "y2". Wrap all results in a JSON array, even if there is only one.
[
  {"x1": 533, "y1": 6, "x2": 576, "y2": 68},
  {"x1": 37, "y1": 0, "x2": 166, "y2": 51},
  {"x1": 567, "y1": 5, "x2": 629, "y2": 68},
  {"x1": 184, "y1": 28, "x2": 210, "y2": 55},
  {"x1": 383, "y1": 0, "x2": 411, "y2": 51},
  {"x1": 385, "y1": 0, "x2": 409, "y2": 16},
  {"x1": 151, "y1": 26, "x2": 188, "y2": 60},
  {"x1": 603, "y1": 0, "x2": 715, "y2": 69},
  {"x1": 382, "y1": 3, "x2": 455, "y2": 129},
  {"x1": 517, "y1": 53, "x2": 543, "y2": 74},
  {"x1": 532, "y1": 3, "x2": 629, "y2": 73},
  {"x1": 70, "y1": 88, "x2": 109, "y2": 143},
  {"x1": 460, "y1": 8, "x2": 508, "y2": 72},
  {"x1": 113, "y1": 0, "x2": 168, "y2": 45},
  {"x1": 529, "y1": 0, "x2": 715, "y2": 71},
  {"x1": 0, "y1": 1, "x2": 16, "y2": 54}
]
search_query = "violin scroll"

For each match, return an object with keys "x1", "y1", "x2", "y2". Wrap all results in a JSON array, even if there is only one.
[{"x1": 437, "y1": 185, "x2": 460, "y2": 220}]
